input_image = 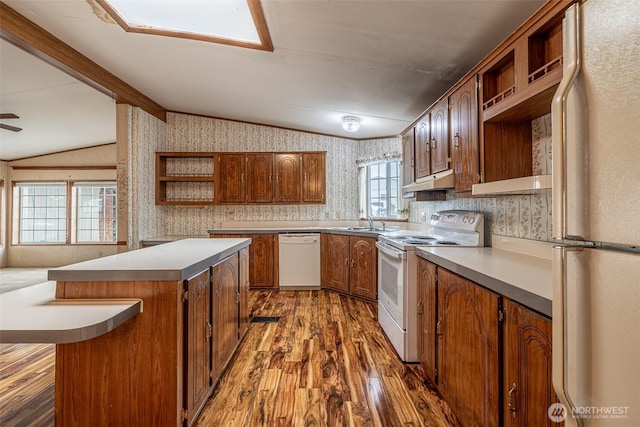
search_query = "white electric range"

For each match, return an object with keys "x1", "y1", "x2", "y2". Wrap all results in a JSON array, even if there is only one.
[{"x1": 375, "y1": 210, "x2": 485, "y2": 362}]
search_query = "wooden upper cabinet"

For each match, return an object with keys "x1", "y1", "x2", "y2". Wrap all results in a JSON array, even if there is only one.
[
  {"x1": 160, "y1": 151, "x2": 325, "y2": 205},
  {"x1": 450, "y1": 76, "x2": 480, "y2": 193},
  {"x1": 430, "y1": 98, "x2": 449, "y2": 174},
  {"x1": 417, "y1": 258, "x2": 437, "y2": 384},
  {"x1": 302, "y1": 152, "x2": 325, "y2": 203},
  {"x1": 275, "y1": 153, "x2": 302, "y2": 202},
  {"x1": 349, "y1": 236, "x2": 377, "y2": 300},
  {"x1": 415, "y1": 116, "x2": 431, "y2": 179},
  {"x1": 437, "y1": 268, "x2": 500, "y2": 427},
  {"x1": 246, "y1": 154, "x2": 273, "y2": 203},
  {"x1": 216, "y1": 154, "x2": 246, "y2": 204},
  {"x1": 401, "y1": 128, "x2": 415, "y2": 188},
  {"x1": 503, "y1": 299, "x2": 561, "y2": 427}
]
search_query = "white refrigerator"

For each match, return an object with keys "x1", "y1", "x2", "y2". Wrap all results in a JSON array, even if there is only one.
[{"x1": 552, "y1": 1, "x2": 640, "y2": 426}]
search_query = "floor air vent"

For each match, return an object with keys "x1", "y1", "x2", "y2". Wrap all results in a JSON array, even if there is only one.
[{"x1": 251, "y1": 316, "x2": 280, "y2": 323}]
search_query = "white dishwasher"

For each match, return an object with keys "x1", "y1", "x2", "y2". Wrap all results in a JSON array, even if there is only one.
[{"x1": 278, "y1": 233, "x2": 321, "y2": 289}]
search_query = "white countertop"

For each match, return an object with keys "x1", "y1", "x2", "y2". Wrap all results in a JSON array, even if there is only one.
[
  {"x1": 0, "y1": 281, "x2": 142, "y2": 343},
  {"x1": 49, "y1": 238, "x2": 251, "y2": 282},
  {"x1": 416, "y1": 245, "x2": 552, "y2": 317}
]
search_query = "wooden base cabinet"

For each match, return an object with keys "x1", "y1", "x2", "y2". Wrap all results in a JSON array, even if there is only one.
[
  {"x1": 503, "y1": 298, "x2": 561, "y2": 426},
  {"x1": 321, "y1": 233, "x2": 377, "y2": 301},
  {"x1": 417, "y1": 258, "x2": 437, "y2": 384},
  {"x1": 417, "y1": 262, "x2": 560, "y2": 427},
  {"x1": 437, "y1": 268, "x2": 500, "y2": 427},
  {"x1": 211, "y1": 255, "x2": 240, "y2": 383},
  {"x1": 184, "y1": 270, "x2": 212, "y2": 427},
  {"x1": 54, "y1": 249, "x2": 248, "y2": 427},
  {"x1": 212, "y1": 234, "x2": 278, "y2": 289}
]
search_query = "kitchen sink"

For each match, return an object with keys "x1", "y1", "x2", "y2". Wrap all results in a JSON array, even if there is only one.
[{"x1": 335, "y1": 227, "x2": 388, "y2": 232}]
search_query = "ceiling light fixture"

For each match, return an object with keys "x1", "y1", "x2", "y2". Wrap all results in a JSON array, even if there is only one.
[{"x1": 342, "y1": 116, "x2": 361, "y2": 133}]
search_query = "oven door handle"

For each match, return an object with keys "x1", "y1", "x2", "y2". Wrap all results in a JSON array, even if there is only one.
[{"x1": 375, "y1": 241, "x2": 406, "y2": 260}]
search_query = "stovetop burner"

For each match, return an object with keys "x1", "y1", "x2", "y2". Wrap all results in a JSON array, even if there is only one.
[{"x1": 378, "y1": 210, "x2": 485, "y2": 249}]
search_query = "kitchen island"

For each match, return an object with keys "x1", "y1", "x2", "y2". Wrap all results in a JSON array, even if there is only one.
[{"x1": 49, "y1": 238, "x2": 251, "y2": 427}]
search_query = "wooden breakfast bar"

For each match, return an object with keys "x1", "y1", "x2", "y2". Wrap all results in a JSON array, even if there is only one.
[{"x1": 3, "y1": 238, "x2": 251, "y2": 427}]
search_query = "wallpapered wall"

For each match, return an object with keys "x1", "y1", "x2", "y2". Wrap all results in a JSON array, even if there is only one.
[
  {"x1": 131, "y1": 109, "x2": 552, "y2": 246},
  {"x1": 131, "y1": 111, "x2": 400, "y2": 242}
]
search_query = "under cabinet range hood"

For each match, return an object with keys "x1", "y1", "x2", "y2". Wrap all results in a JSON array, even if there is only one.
[{"x1": 402, "y1": 169, "x2": 454, "y2": 192}]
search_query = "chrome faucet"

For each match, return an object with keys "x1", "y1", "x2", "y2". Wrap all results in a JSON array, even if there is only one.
[{"x1": 368, "y1": 216, "x2": 374, "y2": 229}]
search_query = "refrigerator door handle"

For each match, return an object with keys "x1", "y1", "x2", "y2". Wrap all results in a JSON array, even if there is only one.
[
  {"x1": 553, "y1": 245, "x2": 583, "y2": 427},
  {"x1": 552, "y1": 3, "x2": 581, "y2": 241}
]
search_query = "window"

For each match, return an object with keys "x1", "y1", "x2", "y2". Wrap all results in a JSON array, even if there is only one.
[
  {"x1": 366, "y1": 161, "x2": 400, "y2": 218},
  {"x1": 16, "y1": 183, "x2": 67, "y2": 243},
  {"x1": 74, "y1": 183, "x2": 117, "y2": 243},
  {"x1": 14, "y1": 182, "x2": 117, "y2": 244}
]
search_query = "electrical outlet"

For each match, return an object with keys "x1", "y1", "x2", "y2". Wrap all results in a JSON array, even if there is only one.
[{"x1": 420, "y1": 212, "x2": 426, "y2": 221}]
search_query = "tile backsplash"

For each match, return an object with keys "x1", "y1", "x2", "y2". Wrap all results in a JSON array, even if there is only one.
[{"x1": 130, "y1": 109, "x2": 553, "y2": 247}]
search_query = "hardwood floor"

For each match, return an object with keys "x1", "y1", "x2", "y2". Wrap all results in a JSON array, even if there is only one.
[
  {"x1": 196, "y1": 290, "x2": 458, "y2": 426},
  {"x1": 0, "y1": 290, "x2": 459, "y2": 427},
  {"x1": 0, "y1": 343, "x2": 54, "y2": 426}
]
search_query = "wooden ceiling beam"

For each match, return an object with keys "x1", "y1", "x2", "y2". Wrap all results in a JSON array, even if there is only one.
[{"x1": 0, "y1": 2, "x2": 166, "y2": 122}]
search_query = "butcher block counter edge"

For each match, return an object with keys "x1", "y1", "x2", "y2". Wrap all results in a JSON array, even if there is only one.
[
  {"x1": 416, "y1": 246, "x2": 552, "y2": 317},
  {"x1": 49, "y1": 238, "x2": 251, "y2": 282},
  {"x1": 0, "y1": 281, "x2": 142, "y2": 343}
]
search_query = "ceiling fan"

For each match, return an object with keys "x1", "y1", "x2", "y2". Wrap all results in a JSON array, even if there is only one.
[{"x1": 0, "y1": 113, "x2": 22, "y2": 132}]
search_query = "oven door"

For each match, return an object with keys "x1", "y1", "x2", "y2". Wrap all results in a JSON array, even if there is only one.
[{"x1": 375, "y1": 241, "x2": 406, "y2": 329}]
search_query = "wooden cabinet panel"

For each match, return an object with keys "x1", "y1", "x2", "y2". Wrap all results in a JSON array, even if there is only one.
[
  {"x1": 417, "y1": 258, "x2": 437, "y2": 384},
  {"x1": 450, "y1": 76, "x2": 480, "y2": 193},
  {"x1": 349, "y1": 236, "x2": 377, "y2": 300},
  {"x1": 322, "y1": 233, "x2": 350, "y2": 293},
  {"x1": 274, "y1": 153, "x2": 301, "y2": 202},
  {"x1": 211, "y1": 254, "x2": 240, "y2": 382},
  {"x1": 402, "y1": 128, "x2": 415, "y2": 190},
  {"x1": 430, "y1": 98, "x2": 450, "y2": 174},
  {"x1": 216, "y1": 154, "x2": 246, "y2": 204},
  {"x1": 55, "y1": 280, "x2": 183, "y2": 427},
  {"x1": 302, "y1": 152, "x2": 325, "y2": 203},
  {"x1": 415, "y1": 117, "x2": 431, "y2": 179},
  {"x1": 238, "y1": 247, "x2": 250, "y2": 338},
  {"x1": 184, "y1": 270, "x2": 212, "y2": 427},
  {"x1": 321, "y1": 233, "x2": 377, "y2": 301},
  {"x1": 437, "y1": 268, "x2": 500, "y2": 427},
  {"x1": 503, "y1": 299, "x2": 561, "y2": 427},
  {"x1": 246, "y1": 154, "x2": 273, "y2": 203},
  {"x1": 248, "y1": 234, "x2": 276, "y2": 288},
  {"x1": 213, "y1": 234, "x2": 277, "y2": 288}
]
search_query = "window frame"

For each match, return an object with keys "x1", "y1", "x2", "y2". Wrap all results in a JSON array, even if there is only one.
[
  {"x1": 12, "y1": 180, "x2": 118, "y2": 246},
  {"x1": 360, "y1": 160, "x2": 406, "y2": 221}
]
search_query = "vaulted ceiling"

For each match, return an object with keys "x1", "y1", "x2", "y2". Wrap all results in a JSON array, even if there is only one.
[{"x1": 0, "y1": 0, "x2": 545, "y2": 161}]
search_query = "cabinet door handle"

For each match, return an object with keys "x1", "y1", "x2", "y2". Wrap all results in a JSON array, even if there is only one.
[
  {"x1": 453, "y1": 132, "x2": 461, "y2": 148},
  {"x1": 430, "y1": 138, "x2": 437, "y2": 150},
  {"x1": 241, "y1": 173, "x2": 244, "y2": 183},
  {"x1": 269, "y1": 173, "x2": 272, "y2": 183},
  {"x1": 344, "y1": 258, "x2": 349, "y2": 266},
  {"x1": 350, "y1": 259, "x2": 355, "y2": 268},
  {"x1": 507, "y1": 382, "x2": 517, "y2": 416},
  {"x1": 416, "y1": 301, "x2": 423, "y2": 316},
  {"x1": 206, "y1": 321, "x2": 212, "y2": 341}
]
